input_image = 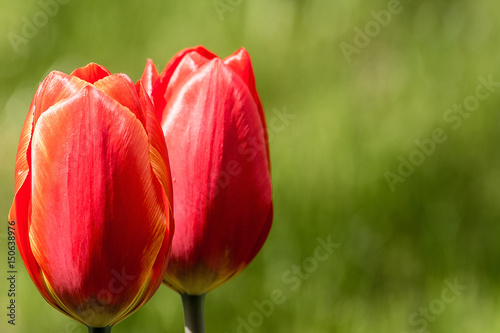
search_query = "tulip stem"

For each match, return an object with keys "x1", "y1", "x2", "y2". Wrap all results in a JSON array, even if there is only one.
[
  {"x1": 87, "y1": 327, "x2": 112, "y2": 333},
  {"x1": 181, "y1": 294, "x2": 206, "y2": 333}
]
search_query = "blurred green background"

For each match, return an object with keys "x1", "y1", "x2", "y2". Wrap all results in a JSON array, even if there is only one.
[{"x1": 1, "y1": 0, "x2": 499, "y2": 332}]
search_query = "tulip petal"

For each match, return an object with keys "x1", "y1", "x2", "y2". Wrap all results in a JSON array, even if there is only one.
[
  {"x1": 242, "y1": 204, "x2": 273, "y2": 267},
  {"x1": 157, "y1": 46, "x2": 217, "y2": 85},
  {"x1": 34, "y1": 71, "x2": 89, "y2": 125},
  {"x1": 94, "y1": 74, "x2": 146, "y2": 126},
  {"x1": 141, "y1": 59, "x2": 159, "y2": 97},
  {"x1": 29, "y1": 85, "x2": 167, "y2": 327},
  {"x1": 152, "y1": 46, "x2": 217, "y2": 119},
  {"x1": 206, "y1": 205, "x2": 273, "y2": 292},
  {"x1": 136, "y1": 81, "x2": 174, "y2": 203},
  {"x1": 8, "y1": 101, "x2": 66, "y2": 312},
  {"x1": 223, "y1": 48, "x2": 261, "y2": 109},
  {"x1": 71, "y1": 63, "x2": 112, "y2": 84},
  {"x1": 105, "y1": 83, "x2": 175, "y2": 325},
  {"x1": 111, "y1": 82, "x2": 175, "y2": 321},
  {"x1": 163, "y1": 59, "x2": 272, "y2": 294},
  {"x1": 9, "y1": 86, "x2": 86, "y2": 320},
  {"x1": 224, "y1": 48, "x2": 270, "y2": 164}
]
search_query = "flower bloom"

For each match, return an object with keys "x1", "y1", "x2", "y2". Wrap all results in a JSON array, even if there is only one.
[
  {"x1": 8, "y1": 63, "x2": 174, "y2": 328},
  {"x1": 142, "y1": 47, "x2": 273, "y2": 295}
]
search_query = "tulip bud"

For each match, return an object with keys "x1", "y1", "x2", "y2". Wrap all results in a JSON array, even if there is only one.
[
  {"x1": 142, "y1": 47, "x2": 273, "y2": 296},
  {"x1": 9, "y1": 63, "x2": 174, "y2": 330}
]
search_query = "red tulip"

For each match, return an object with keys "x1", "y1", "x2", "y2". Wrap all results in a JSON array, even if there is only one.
[
  {"x1": 142, "y1": 47, "x2": 273, "y2": 296},
  {"x1": 8, "y1": 63, "x2": 174, "y2": 330}
]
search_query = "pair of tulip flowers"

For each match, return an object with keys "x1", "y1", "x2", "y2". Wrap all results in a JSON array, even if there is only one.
[{"x1": 8, "y1": 46, "x2": 273, "y2": 332}]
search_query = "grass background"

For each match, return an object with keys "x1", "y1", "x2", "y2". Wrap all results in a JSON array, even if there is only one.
[{"x1": 1, "y1": 0, "x2": 499, "y2": 332}]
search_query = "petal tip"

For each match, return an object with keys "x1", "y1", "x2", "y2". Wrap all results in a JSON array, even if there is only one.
[{"x1": 71, "y1": 63, "x2": 112, "y2": 84}]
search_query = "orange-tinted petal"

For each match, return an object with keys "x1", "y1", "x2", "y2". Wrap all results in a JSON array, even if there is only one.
[
  {"x1": 136, "y1": 81, "x2": 173, "y2": 203},
  {"x1": 29, "y1": 85, "x2": 167, "y2": 327},
  {"x1": 109, "y1": 83, "x2": 175, "y2": 325},
  {"x1": 94, "y1": 73, "x2": 146, "y2": 126},
  {"x1": 71, "y1": 63, "x2": 112, "y2": 84},
  {"x1": 33, "y1": 71, "x2": 89, "y2": 126},
  {"x1": 8, "y1": 100, "x2": 66, "y2": 312}
]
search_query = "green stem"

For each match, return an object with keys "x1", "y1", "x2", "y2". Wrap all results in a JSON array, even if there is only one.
[
  {"x1": 181, "y1": 294, "x2": 206, "y2": 333},
  {"x1": 87, "y1": 326, "x2": 112, "y2": 333}
]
